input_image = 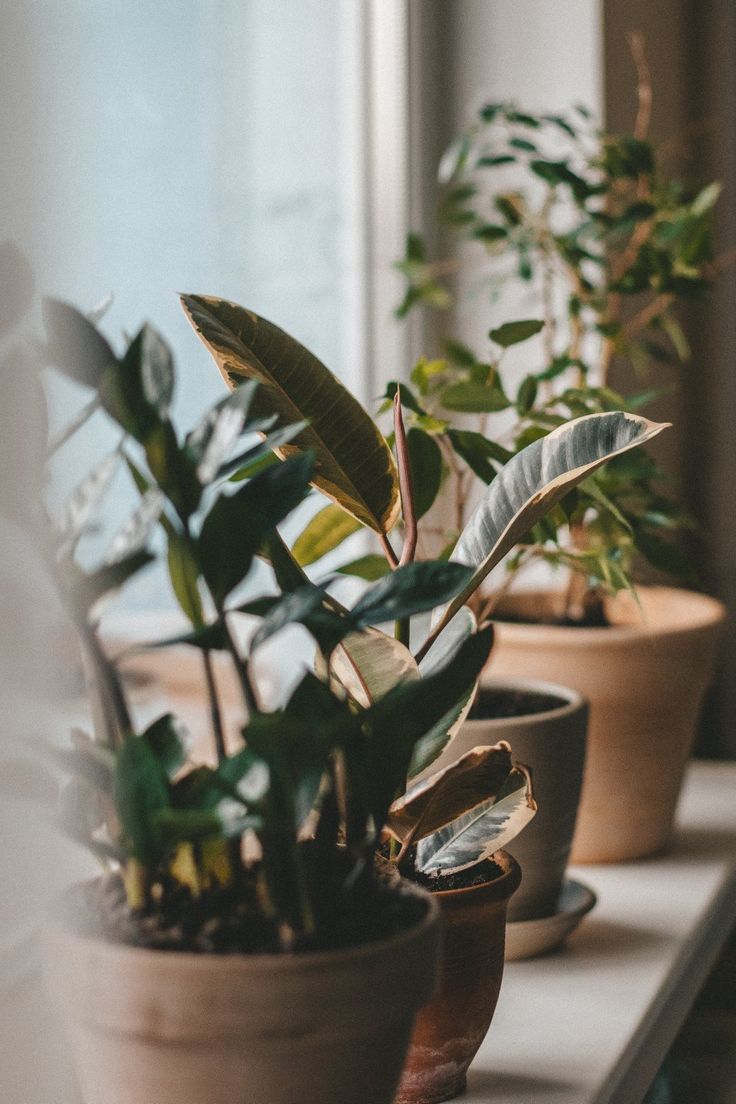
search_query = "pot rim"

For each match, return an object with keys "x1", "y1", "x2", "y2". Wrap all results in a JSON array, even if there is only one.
[
  {"x1": 423, "y1": 849, "x2": 521, "y2": 905},
  {"x1": 471, "y1": 676, "x2": 586, "y2": 723},
  {"x1": 47, "y1": 877, "x2": 439, "y2": 975},
  {"x1": 494, "y1": 584, "x2": 726, "y2": 647}
]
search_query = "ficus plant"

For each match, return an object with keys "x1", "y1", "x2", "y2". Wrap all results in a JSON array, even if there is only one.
[
  {"x1": 179, "y1": 293, "x2": 668, "y2": 882},
  {"x1": 387, "y1": 57, "x2": 728, "y2": 624}
]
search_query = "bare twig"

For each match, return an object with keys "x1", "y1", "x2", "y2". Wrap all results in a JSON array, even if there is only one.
[{"x1": 628, "y1": 32, "x2": 652, "y2": 142}]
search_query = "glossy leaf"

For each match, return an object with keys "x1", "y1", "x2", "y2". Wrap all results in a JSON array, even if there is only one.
[
  {"x1": 387, "y1": 743, "x2": 518, "y2": 846},
  {"x1": 330, "y1": 629, "x2": 419, "y2": 708},
  {"x1": 352, "y1": 626, "x2": 494, "y2": 831},
  {"x1": 198, "y1": 452, "x2": 314, "y2": 604},
  {"x1": 292, "y1": 504, "x2": 362, "y2": 566},
  {"x1": 415, "y1": 762, "x2": 536, "y2": 875},
  {"x1": 186, "y1": 381, "x2": 261, "y2": 483},
  {"x1": 350, "y1": 562, "x2": 471, "y2": 627},
  {"x1": 410, "y1": 607, "x2": 482, "y2": 777},
  {"x1": 426, "y1": 412, "x2": 669, "y2": 648},
  {"x1": 180, "y1": 295, "x2": 399, "y2": 533},
  {"x1": 407, "y1": 428, "x2": 443, "y2": 518},
  {"x1": 114, "y1": 734, "x2": 170, "y2": 865},
  {"x1": 166, "y1": 530, "x2": 204, "y2": 626}
]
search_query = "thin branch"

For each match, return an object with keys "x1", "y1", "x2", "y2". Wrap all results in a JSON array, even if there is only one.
[
  {"x1": 379, "y1": 532, "x2": 399, "y2": 569},
  {"x1": 394, "y1": 390, "x2": 417, "y2": 567},
  {"x1": 220, "y1": 610, "x2": 261, "y2": 718},
  {"x1": 622, "y1": 292, "x2": 675, "y2": 338},
  {"x1": 628, "y1": 32, "x2": 652, "y2": 142},
  {"x1": 201, "y1": 648, "x2": 227, "y2": 763}
]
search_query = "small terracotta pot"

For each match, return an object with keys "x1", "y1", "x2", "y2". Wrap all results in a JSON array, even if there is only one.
[
  {"x1": 395, "y1": 851, "x2": 521, "y2": 1104},
  {"x1": 44, "y1": 883, "x2": 440, "y2": 1104},
  {"x1": 426, "y1": 679, "x2": 588, "y2": 922},
  {"x1": 489, "y1": 586, "x2": 726, "y2": 863}
]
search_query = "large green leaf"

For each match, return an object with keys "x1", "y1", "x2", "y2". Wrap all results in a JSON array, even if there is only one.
[
  {"x1": 180, "y1": 295, "x2": 399, "y2": 533},
  {"x1": 422, "y1": 411, "x2": 668, "y2": 650}
]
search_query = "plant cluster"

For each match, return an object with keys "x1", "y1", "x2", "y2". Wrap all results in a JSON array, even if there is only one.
[
  {"x1": 6, "y1": 285, "x2": 667, "y2": 958},
  {"x1": 12, "y1": 298, "x2": 539, "y2": 955},
  {"x1": 388, "y1": 87, "x2": 724, "y2": 621}
]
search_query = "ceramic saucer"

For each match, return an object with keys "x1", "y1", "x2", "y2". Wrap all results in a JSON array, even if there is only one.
[{"x1": 505, "y1": 878, "x2": 596, "y2": 961}]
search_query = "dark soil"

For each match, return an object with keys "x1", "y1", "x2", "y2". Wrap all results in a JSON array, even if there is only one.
[
  {"x1": 412, "y1": 857, "x2": 504, "y2": 893},
  {"x1": 469, "y1": 687, "x2": 565, "y2": 720},
  {"x1": 67, "y1": 871, "x2": 428, "y2": 957}
]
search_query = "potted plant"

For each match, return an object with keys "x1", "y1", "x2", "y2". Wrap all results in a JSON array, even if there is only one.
[
  {"x1": 180, "y1": 292, "x2": 666, "y2": 1099},
  {"x1": 387, "y1": 72, "x2": 727, "y2": 863},
  {"x1": 22, "y1": 299, "x2": 538, "y2": 1104}
]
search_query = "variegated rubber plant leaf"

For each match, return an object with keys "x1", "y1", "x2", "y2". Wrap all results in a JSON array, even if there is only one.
[
  {"x1": 415, "y1": 757, "x2": 536, "y2": 877},
  {"x1": 419, "y1": 411, "x2": 669, "y2": 656},
  {"x1": 180, "y1": 295, "x2": 400, "y2": 534},
  {"x1": 387, "y1": 741, "x2": 519, "y2": 851}
]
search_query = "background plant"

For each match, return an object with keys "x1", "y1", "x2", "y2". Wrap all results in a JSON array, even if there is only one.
[{"x1": 388, "y1": 46, "x2": 727, "y2": 622}]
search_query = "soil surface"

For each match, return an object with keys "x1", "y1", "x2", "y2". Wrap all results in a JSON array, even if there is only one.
[
  {"x1": 469, "y1": 687, "x2": 565, "y2": 720},
  {"x1": 413, "y1": 857, "x2": 504, "y2": 893},
  {"x1": 69, "y1": 871, "x2": 427, "y2": 957}
]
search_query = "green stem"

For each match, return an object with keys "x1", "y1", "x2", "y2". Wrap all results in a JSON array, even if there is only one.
[{"x1": 201, "y1": 648, "x2": 227, "y2": 762}]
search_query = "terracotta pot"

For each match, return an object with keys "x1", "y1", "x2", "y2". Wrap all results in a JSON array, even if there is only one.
[
  {"x1": 396, "y1": 851, "x2": 520, "y2": 1104},
  {"x1": 426, "y1": 679, "x2": 588, "y2": 922},
  {"x1": 489, "y1": 586, "x2": 726, "y2": 863},
  {"x1": 44, "y1": 883, "x2": 440, "y2": 1104}
]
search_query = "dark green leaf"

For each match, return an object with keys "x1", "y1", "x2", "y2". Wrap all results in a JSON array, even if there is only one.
[
  {"x1": 350, "y1": 562, "x2": 472, "y2": 626},
  {"x1": 114, "y1": 734, "x2": 170, "y2": 865},
  {"x1": 516, "y1": 375, "x2": 538, "y2": 414},
  {"x1": 142, "y1": 714, "x2": 188, "y2": 778},
  {"x1": 441, "y1": 380, "x2": 510, "y2": 413},
  {"x1": 448, "y1": 429, "x2": 512, "y2": 483},
  {"x1": 442, "y1": 339, "x2": 477, "y2": 367},
  {"x1": 167, "y1": 531, "x2": 204, "y2": 625},
  {"x1": 489, "y1": 318, "x2": 545, "y2": 348},
  {"x1": 407, "y1": 428, "x2": 443, "y2": 518},
  {"x1": 199, "y1": 452, "x2": 314, "y2": 604}
]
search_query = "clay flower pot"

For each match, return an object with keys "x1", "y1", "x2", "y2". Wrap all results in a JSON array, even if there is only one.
[
  {"x1": 44, "y1": 883, "x2": 440, "y2": 1104},
  {"x1": 426, "y1": 678, "x2": 588, "y2": 922},
  {"x1": 490, "y1": 586, "x2": 726, "y2": 862},
  {"x1": 395, "y1": 851, "x2": 520, "y2": 1104}
]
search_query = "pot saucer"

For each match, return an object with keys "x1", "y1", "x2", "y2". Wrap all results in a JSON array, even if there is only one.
[{"x1": 504, "y1": 878, "x2": 596, "y2": 961}]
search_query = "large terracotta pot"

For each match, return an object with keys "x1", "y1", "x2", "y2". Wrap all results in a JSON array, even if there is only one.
[
  {"x1": 490, "y1": 586, "x2": 726, "y2": 863},
  {"x1": 396, "y1": 851, "x2": 520, "y2": 1104},
  {"x1": 44, "y1": 884, "x2": 440, "y2": 1104},
  {"x1": 426, "y1": 679, "x2": 588, "y2": 922}
]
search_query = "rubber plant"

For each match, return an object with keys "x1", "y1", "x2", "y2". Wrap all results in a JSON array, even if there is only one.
[
  {"x1": 386, "y1": 41, "x2": 729, "y2": 625},
  {"x1": 181, "y1": 293, "x2": 668, "y2": 884},
  {"x1": 0, "y1": 296, "x2": 561, "y2": 957}
]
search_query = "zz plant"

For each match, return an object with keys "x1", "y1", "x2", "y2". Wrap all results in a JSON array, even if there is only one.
[
  {"x1": 179, "y1": 292, "x2": 668, "y2": 885},
  {"x1": 388, "y1": 81, "x2": 726, "y2": 623}
]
